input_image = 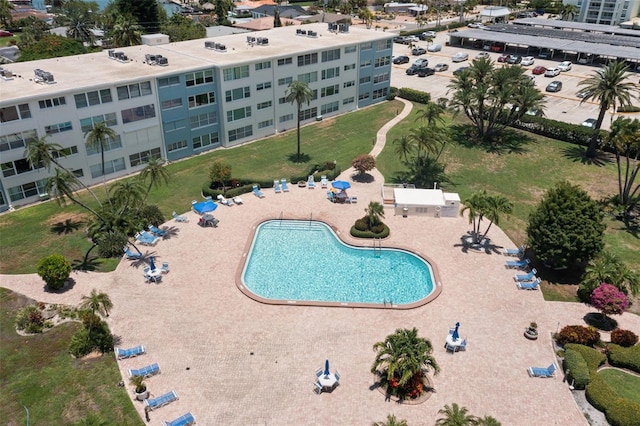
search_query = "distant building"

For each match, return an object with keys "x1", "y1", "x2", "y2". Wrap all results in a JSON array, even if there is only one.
[{"x1": 564, "y1": 0, "x2": 640, "y2": 25}]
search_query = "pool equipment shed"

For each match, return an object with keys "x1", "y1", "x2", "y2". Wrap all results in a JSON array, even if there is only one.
[{"x1": 393, "y1": 188, "x2": 460, "y2": 218}]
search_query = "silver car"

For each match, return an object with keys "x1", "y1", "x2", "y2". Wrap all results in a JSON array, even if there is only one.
[
  {"x1": 427, "y1": 44, "x2": 442, "y2": 52},
  {"x1": 545, "y1": 67, "x2": 560, "y2": 77},
  {"x1": 452, "y1": 52, "x2": 469, "y2": 62}
]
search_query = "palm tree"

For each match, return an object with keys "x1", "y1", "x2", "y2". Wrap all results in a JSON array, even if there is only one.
[
  {"x1": 408, "y1": 126, "x2": 447, "y2": 162},
  {"x1": 285, "y1": 80, "x2": 313, "y2": 163},
  {"x1": 371, "y1": 328, "x2": 440, "y2": 391},
  {"x1": 393, "y1": 135, "x2": 414, "y2": 163},
  {"x1": 415, "y1": 101, "x2": 446, "y2": 127},
  {"x1": 476, "y1": 416, "x2": 501, "y2": 426},
  {"x1": 110, "y1": 179, "x2": 145, "y2": 215},
  {"x1": 0, "y1": 0, "x2": 15, "y2": 27},
  {"x1": 85, "y1": 121, "x2": 118, "y2": 195},
  {"x1": 80, "y1": 289, "x2": 113, "y2": 317},
  {"x1": 66, "y1": 8, "x2": 95, "y2": 46},
  {"x1": 110, "y1": 15, "x2": 142, "y2": 47},
  {"x1": 435, "y1": 403, "x2": 479, "y2": 426},
  {"x1": 578, "y1": 61, "x2": 638, "y2": 158},
  {"x1": 581, "y1": 250, "x2": 640, "y2": 297},
  {"x1": 365, "y1": 201, "x2": 385, "y2": 228},
  {"x1": 372, "y1": 414, "x2": 409, "y2": 426},
  {"x1": 607, "y1": 117, "x2": 640, "y2": 215},
  {"x1": 46, "y1": 169, "x2": 104, "y2": 221},
  {"x1": 358, "y1": 7, "x2": 375, "y2": 29},
  {"x1": 461, "y1": 190, "x2": 513, "y2": 244},
  {"x1": 559, "y1": 3, "x2": 578, "y2": 21},
  {"x1": 138, "y1": 158, "x2": 170, "y2": 207}
]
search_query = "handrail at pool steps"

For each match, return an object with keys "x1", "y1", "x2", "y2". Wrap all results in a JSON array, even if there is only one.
[{"x1": 263, "y1": 220, "x2": 324, "y2": 232}]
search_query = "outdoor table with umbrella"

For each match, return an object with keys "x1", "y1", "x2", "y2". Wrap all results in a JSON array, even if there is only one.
[
  {"x1": 145, "y1": 256, "x2": 162, "y2": 283},
  {"x1": 317, "y1": 359, "x2": 339, "y2": 392},
  {"x1": 330, "y1": 181, "x2": 351, "y2": 203},
  {"x1": 192, "y1": 200, "x2": 218, "y2": 215},
  {"x1": 445, "y1": 322, "x2": 464, "y2": 351}
]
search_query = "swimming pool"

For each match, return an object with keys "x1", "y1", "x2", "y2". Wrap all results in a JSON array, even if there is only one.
[{"x1": 240, "y1": 220, "x2": 440, "y2": 308}]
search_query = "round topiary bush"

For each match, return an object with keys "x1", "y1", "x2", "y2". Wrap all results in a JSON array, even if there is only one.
[
  {"x1": 556, "y1": 325, "x2": 601, "y2": 347},
  {"x1": 610, "y1": 329, "x2": 639, "y2": 348},
  {"x1": 36, "y1": 254, "x2": 72, "y2": 291}
]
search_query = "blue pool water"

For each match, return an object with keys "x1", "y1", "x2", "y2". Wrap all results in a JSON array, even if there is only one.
[{"x1": 242, "y1": 220, "x2": 436, "y2": 305}]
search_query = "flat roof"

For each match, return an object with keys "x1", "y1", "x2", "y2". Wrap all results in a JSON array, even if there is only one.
[
  {"x1": 0, "y1": 23, "x2": 392, "y2": 105},
  {"x1": 394, "y1": 188, "x2": 446, "y2": 206},
  {"x1": 513, "y1": 17, "x2": 640, "y2": 37}
]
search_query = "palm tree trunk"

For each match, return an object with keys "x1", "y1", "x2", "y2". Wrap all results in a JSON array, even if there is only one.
[
  {"x1": 51, "y1": 159, "x2": 103, "y2": 207},
  {"x1": 296, "y1": 103, "x2": 302, "y2": 162},
  {"x1": 586, "y1": 105, "x2": 608, "y2": 158},
  {"x1": 100, "y1": 145, "x2": 109, "y2": 198}
]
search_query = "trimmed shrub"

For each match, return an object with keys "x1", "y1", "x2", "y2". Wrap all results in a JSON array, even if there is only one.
[
  {"x1": 350, "y1": 224, "x2": 390, "y2": 239},
  {"x1": 564, "y1": 343, "x2": 606, "y2": 371},
  {"x1": 617, "y1": 105, "x2": 640, "y2": 113},
  {"x1": 139, "y1": 205, "x2": 165, "y2": 228},
  {"x1": 607, "y1": 344, "x2": 640, "y2": 373},
  {"x1": 586, "y1": 375, "x2": 618, "y2": 413},
  {"x1": 397, "y1": 88, "x2": 431, "y2": 105},
  {"x1": 606, "y1": 398, "x2": 640, "y2": 426},
  {"x1": 610, "y1": 329, "x2": 639, "y2": 347},
  {"x1": 556, "y1": 325, "x2": 601, "y2": 347},
  {"x1": 354, "y1": 218, "x2": 368, "y2": 231},
  {"x1": 15, "y1": 305, "x2": 45, "y2": 334},
  {"x1": 36, "y1": 254, "x2": 72, "y2": 290},
  {"x1": 69, "y1": 328, "x2": 94, "y2": 358},
  {"x1": 563, "y1": 349, "x2": 591, "y2": 389}
]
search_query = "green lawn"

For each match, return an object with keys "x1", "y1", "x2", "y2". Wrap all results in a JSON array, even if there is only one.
[
  {"x1": 0, "y1": 289, "x2": 143, "y2": 425},
  {"x1": 598, "y1": 369, "x2": 640, "y2": 404}
]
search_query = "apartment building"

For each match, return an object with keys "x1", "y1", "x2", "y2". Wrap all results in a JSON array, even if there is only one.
[
  {"x1": 565, "y1": 0, "x2": 640, "y2": 25},
  {"x1": 0, "y1": 23, "x2": 393, "y2": 210}
]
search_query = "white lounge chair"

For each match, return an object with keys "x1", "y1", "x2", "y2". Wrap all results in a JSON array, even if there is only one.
[
  {"x1": 233, "y1": 196, "x2": 243, "y2": 204},
  {"x1": 172, "y1": 211, "x2": 188, "y2": 222},
  {"x1": 217, "y1": 194, "x2": 234, "y2": 206},
  {"x1": 307, "y1": 175, "x2": 316, "y2": 189},
  {"x1": 274, "y1": 179, "x2": 282, "y2": 193},
  {"x1": 320, "y1": 175, "x2": 328, "y2": 188}
]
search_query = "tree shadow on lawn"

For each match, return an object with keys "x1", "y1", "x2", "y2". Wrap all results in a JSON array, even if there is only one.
[
  {"x1": 453, "y1": 234, "x2": 503, "y2": 255},
  {"x1": 286, "y1": 153, "x2": 311, "y2": 163},
  {"x1": 561, "y1": 145, "x2": 612, "y2": 166},
  {"x1": 352, "y1": 172, "x2": 375, "y2": 183},
  {"x1": 449, "y1": 125, "x2": 533, "y2": 154},
  {"x1": 72, "y1": 256, "x2": 103, "y2": 272},
  {"x1": 584, "y1": 312, "x2": 618, "y2": 331},
  {"x1": 50, "y1": 219, "x2": 83, "y2": 235}
]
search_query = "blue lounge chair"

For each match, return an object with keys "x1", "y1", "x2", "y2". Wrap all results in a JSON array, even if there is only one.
[
  {"x1": 528, "y1": 363, "x2": 557, "y2": 378},
  {"x1": 136, "y1": 232, "x2": 158, "y2": 246},
  {"x1": 172, "y1": 211, "x2": 188, "y2": 223},
  {"x1": 320, "y1": 175, "x2": 328, "y2": 188},
  {"x1": 307, "y1": 175, "x2": 316, "y2": 189},
  {"x1": 123, "y1": 247, "x2": 142, "y2": 260},
  {"x1": 505, "y1": 258, "x2": 530, "y2": 269},
  {"x1": 514, "y1": 268, "x2": 537, "y2": 282},
  {"x1": 504, "y1": 245, "x2": 525, "y2": 257},
  {"x1": 128, "y1": 362, "x2": 161, "y2": 378},
  {"x1": 281, "y1": 178, "x2": 290, "y2": 192},
  {"x1": 517, "y1": 278, "x2": 541, "y2": 290},
  {"x1": 163, "y1": 412, "x2": 195, "y2": 426},
  {"x1": 273, "y1": 179, "x2": 282, "y2": 193},
  {"x1": 161, "y1": 262, "x2": 169, "y2": 273},
  {"x1": 144, "y1": 390, "x2": 178, "y2": 410},
  {"x1": 115, "y1": 345, "x2": 145, "y2": 359},
  {"x1": 252, "y1": 185, "x2": 265, "y2": 198},
  {"x1": 149, "y1": 224, "x2": 167, "y2": 237}
]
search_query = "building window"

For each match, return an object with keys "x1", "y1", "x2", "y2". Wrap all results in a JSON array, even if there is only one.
[
  {"x1": 297, "y1": 71, "x2": 318, "y2": 84},
  {"x1": 300, "y1": 107, "x2": 317, "y2": 121},
  {"x1": 52, "y1": 146, "x2": 79, "y2": 159},
  {"x1": 74, "y1": 89, "x2": 112, "y2": 108},
  {"x1": 164, "y1": 119, "x2": 187, "y2": 132},
  {"x1": 278, "y1": 77, "x2": 293, "y2": 86},
  {"x1": 0, "y1": 104, "x2": 31, "y2": 122},
  {"x1": 185, "y1": 70, "x2": 213, "y2": 87},
  {"x1": 321, "y1": 67, "x2": 340, "y2": 80},
  {"x1": 228, "y1": 125, "x2": 253, "y2": 142},
  {"x1": 279, "y1": 114, "x2": 293, "y2": 123},
  {"x1": 376, "y1": 39, "x2": 392, "y2": 50},
  {"x1": 373, "y1": 88, "x2": 389, "y2": 99},
  {"x1": 7, "y1": 179, "x2": 47, "y2": 201},
  {"x1": 343, "y1": 80, "x2": 355, "y2": 88},
  {"x1": 321, "y1": 48, "x2": 340, "y2": 62},
  {"x1": 374, "y1": 72, "x2": 390, "y2": 84},
  {"x1": 257, "y1": 101, "x2": 272, "y2": 110},
  {"x1": 90, "y1": 157, "x2": 126, "y2": 178},
  {"x1": 0, "y1": 130, "x2": 37, "y2": 152},
  {"x1": 360, "y1": 59, "x2": 372, "y2": 68},
  {"x1": 129, "y1": 148, "x2": 161, "y2": 167},
  {"x1": 121, "y1": 104, "x2": 156, "y2": 124},
  {"x1": 117, "y1": 81, "x2": 152, "y2": 100},
  {"x1": 321, "y1": 101, "x2": 339, "y2": 115},
  {"x1": 344, "y1": 45, "x2": 357, "y2": 54},
  {"x1": 255, "y1": 61, "x2": 271, "y2": 70},
  {"x1": 44, "y1": 121, "x2": 73, "y2": 135},
  {"x1": 85, "y1": 135, "x2": 122, "y2": 155},
  {"x1": 158, "y1": 75, "x2": 180, "y2": 87},
  {"x1": 80, "y1": 113, "x2": 118, "y2": 133},
  {"x1": 298, "y1": 53, "x2": 318, "y2": 67},
  {"x1": 344, "y1": 63, "x2": 356, "y2": 71},
  {"x1": 277, "y1": 57, "x2": 293, "y2": 66},
  {"x1": 1, "y1": 158, "x2": 33, "y2": 178},
  {"x1": 258, "y1": 119, "x2": 273, "y2": 129},
  {"x1": 38, "y1": 96, "x2": 66, "y2": 109},
  {"x1": 343, "y1": 97, "x2": 355, "y2": 105},
  {"x1": 223, "y1": 65, "x2": 250, "y2": 81},
  {"x1": 193, "y1": 132, "x2": 219, "y2": 149},
  {"x1": 225, "y1": 86, "x2": 251, "y2": 102},
  {"x1": 189, "y1": 112, "x2": 217, "y2": 129},
  {"x1": 167, "y1": 140, "x2": 188, "y2": 152},
  {"x1": 161, "y1": 98, "x2": 183, "y2": 110},
  {"x1": 279, "y1": 97, "x2": 287, "y2": 104},
  {"x1": 226, "y1": 106, "x2": 252, "y2": 122},
  {"x1": 374, "y1": 56, "x2": 391, "y2": 68},
  {"x1": 359, "y1": 92, "x2": 371, "y2": 101},
  {"x1": 188, "y1": 92, "x2": 216, "y2": 108},
  {"x1": 257, "y1": 82, "x2": 272, "y2": 91},
  {"x1": 321, "y1": 85, "x2": 339, "y2": 98},
  {"x1": 361, "y1": 42, "x2": 373, "y2": 50},
  {"x1": 359, "y1": 76, "x2": 371, "y2": 84}
]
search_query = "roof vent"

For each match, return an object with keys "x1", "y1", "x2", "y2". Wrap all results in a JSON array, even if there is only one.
[
  {"x1": 256, "y1": 37, "x2": 268, "y2": 46},
  {"x1": 108, "y1": 50, "x2": 130, "y2": 63},
  {"x1": 338, "y1": 23, "x2": 349, "y2": 33},
  {"x1": 0, "y1": 67, "x2": 14, "y2": 80},
  {"x1": 328, "y1": 23, "x2": 338, "y2": 32},
  {"x1": 34, "y1": 68, "x2": 56, "y2": 84},
  {"x1": 204, "y1": 41, "x2": 226, "y2": 52},
  {"x1": 145, "y1": 54, "x2": 168, "y2": 66},
  {"x1": 307, "y1": 30, "x2": 318, "y2": 38},
  {"x1": 296, "y1": 29, "x2": 307, "y2": 35}
]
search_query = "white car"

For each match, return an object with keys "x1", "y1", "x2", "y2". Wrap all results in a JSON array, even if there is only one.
[
  {"x1": 468, "y1": 22, "x2": 486, "y2": 29},
  {"x1": 545, "y1": 67, "x2": 560, "y2": 77},
  {"x1": 476, "y1": 51, "x2": 490, "y2": 59},
  {"x1": 521, "y1": 56, "x2": 535, "y2": 66},
  {"x1": 452, "y1": 52, "x2": 469, "y2": 62},
  {"x1": 404, "y1": 35, "x2": 419, "y2": 43},
  {"x1": 558, "y1": 61, "x2": 572, "y2": 71},
  {"x1": 427, "y1": 44, "x2": 442, "y2": 52}
]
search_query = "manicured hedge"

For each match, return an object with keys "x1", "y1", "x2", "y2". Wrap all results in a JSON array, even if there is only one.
[
  {"x1": 350, "y1": 224, "x2": 390, "y2": 239},
  {"x1": 586, "y1": 375, "x2": 618, "y2": 413},
  {"x1": 606, "y1": 398, "x2": 640, "y2": 426},
  {"x1": 607, "y1": 344, "x2": 640, "y2": 373},
  {"x1": 563, "y1": 349, "x2": 591, "y2": 390},
  {"x1": 564, "y1": 343, "x2": 606, "y2": 372},
  {"x1": 556, "y1": 325, "x2": 601, "y2": 347},
  {"x1": 513, "y1": 115, "x2": 605, "y2": 149},
  {"x1": 398, "y1": 88, "x2": 431, "y2": 105}
]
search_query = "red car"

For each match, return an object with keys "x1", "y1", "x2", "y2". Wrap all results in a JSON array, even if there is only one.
[
  {"x1": 532, "y1": 66, "x2": 547, "y2": 75},
  {"x1": 497, "y1": 54, "x2": 509, "y2": 63},
  {"x1": 0, "y1": 30, "x2": 13, "y2": 37}
]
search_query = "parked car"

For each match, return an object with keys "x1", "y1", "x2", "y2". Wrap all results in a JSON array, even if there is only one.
[
  {"x1": 545, "y1": 67, "x2": 560, "y2": 77},
  {"x1": 472, "y1": 39, "x2": 483, "y2": 48},
  {"x1": 582, "y1": 118, "x2": 597, "y2": 128},
  {"x1": 476, "y1": 51, "x2": 490, "y2": 59},
  {"x1": 558, "y1": 61, "x2": 572, "y2": 71},
  {"x1": 393, "y1": 36, "x2": 408, "y2": 44},
  {"x1": 468, "y1": 22, "x2": 486, "y2": 29},
  {"x1": 545, "y1": 81, "x2": 563, "y2": 92},
  {"x1": 427, "y1": 44, "x2": 442, "y2": 52},
  {"x1": 491, "y1": 43, "x2": 506, "y2": 52},
  {"x1": 538, "y1": 49, "x2": 552, "y2": 59},
  {"x1": 412, "y1": 47, "x2": 427, "y2": 55},
  {"x1": 393, "y1": 55, "x2": 410, "y2": 64},
  {"x1": 414, "y1": 58, "x2": 429, "y2": 67},
  {"x1": 452, "y1": 52, "x2": 469, "y2": 62},
  {"x1": 420, "y1": 31, "x2": 437, "y2": 39},
  {"x1": 405, "y1": 35, "x2": 419, "y2": 43},
  {"x1": 521, "y1": 56, "x2": 535, "y2": 66},
  {"x1": 406, "y1": 65, "x2": 422, "y2": 75},
  {"x1": 434, "y1": 63, "x2": 449, "y2": 72},
  {"x1": 507, "y1": 55, "x2": 522, "y2": 64},
  {"x1": 417, "y1": 67, "x2": 436, "y2": 77},
  {"x1": 453, "y1": 67, "x2": 468, "y2": 76},
  {"x1": 497, "y1": 54, "x2": 510, "y2": 63},
  {"x1": 532, "y1": 66, "x2": 547, "y2": 75},
  {"x1": 0, "y1": 30, "x2": 13, "y2": 37},
  {"x1": 576, "y1": 88, "x2": 589, "y2": 98}
]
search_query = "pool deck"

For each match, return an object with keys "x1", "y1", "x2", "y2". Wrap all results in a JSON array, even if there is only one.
[{"x1": 2, "y1": 100, "x2": 640, "y2": 425}]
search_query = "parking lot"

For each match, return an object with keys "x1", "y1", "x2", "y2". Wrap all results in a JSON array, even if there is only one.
[{"x1": 390, "y1": 30, "x2": 640, "y2": 130}]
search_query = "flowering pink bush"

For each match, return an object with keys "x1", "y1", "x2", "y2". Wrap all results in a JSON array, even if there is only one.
[{"x1": 590, "y1": 283, "x2": 629, "y2": 316}]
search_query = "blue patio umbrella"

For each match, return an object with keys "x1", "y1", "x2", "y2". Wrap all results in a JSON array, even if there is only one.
[
  {"x1": 192, "y1": 200, "x2": 218, "y2": 214},
  {"x1": 149, "y1": 256, "x2": 156, "y2": 271},
  {"x1": 331, "y1": 181, "x2": 351, "y2": 191},
  {"x1": 452, "y1": 322, "x2": 460, "y2": 342},
  {"x1": 324, "y1": 359, "x2": 330, "y2": 376}
]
